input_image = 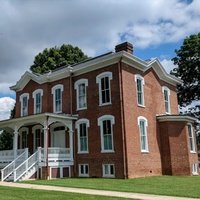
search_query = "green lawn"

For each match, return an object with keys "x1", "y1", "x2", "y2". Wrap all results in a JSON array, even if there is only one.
[
  {"x1": 0, "y1": 186, "x2": 131, "y2": 200},
  {"x1": 24, "y1": 176, "x2": 200, "y2": 198}
]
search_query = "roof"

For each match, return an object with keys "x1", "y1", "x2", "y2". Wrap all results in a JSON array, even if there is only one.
[
  {"x1": 10, "y1": 50, "x2": 182, "y2": 91},
  {"x1": 157, "y1": 114, "x2": 197, "y2": 123}
]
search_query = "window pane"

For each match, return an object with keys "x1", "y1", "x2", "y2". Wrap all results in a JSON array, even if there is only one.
[
  {"x1": 110, "y1": 165, "x2": 114, "y2": 175},
  {"x1": 139, "y1": 120, "x2": 148, "y2": 151},
  {"x1": 79, "y1": 123, "x2": 88, "y2": 152},
  {"x1": 137, "y1": 79, "x2": 143, "y2": 105},
  {"x1": 101, "y1": 77, "x2": 110, "y2": 104},
  {"x1": 78, "y1": 84, "x2": 86, "y2": 108},
  {"x1": 103, "y1": 120, "x2": 112, "y2": 150},
  {"x1": 104, "y1": 165, "x2": 109, "y2": 175}
]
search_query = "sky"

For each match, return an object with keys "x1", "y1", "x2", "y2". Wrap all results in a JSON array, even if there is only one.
[{"x1": 0, "y1": 0, "x2": 199, "y2": 120}]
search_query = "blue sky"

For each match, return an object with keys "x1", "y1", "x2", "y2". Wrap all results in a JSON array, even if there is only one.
[{"x1": 0, "y1": 0, "x2": 199, "y2": 120}]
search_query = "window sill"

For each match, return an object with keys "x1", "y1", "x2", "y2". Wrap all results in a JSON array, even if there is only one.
[
  {"x1": 78, "y1": 151, "x2": 89, "y2": 154},
  {"x1": 99, "y1": 102, "x2": 112, "y2": 107},
  {"x1": 77, "y1": 107, "x2": 87, "y2": 111},
  {"x1": 190, "y1": 151, "x2": 196, "y2": 154},
  {"x1": 103, "y1": 175, "x2": 115, "y2": 178},
  {"x1": 138, "y1": 104, "x2": 145, "y2": 108},
  {"x1": 101, "y1": 150, "x2": 115, "y2": 153},
  {"x1": 79, "y1": 174, "x2": 89, "y2": 177},
  {"x1": 141, "y1": 150, "x2": 149, "y2": 153},
  {"x1": 192, "y1": 172, "x2": 199, "y2": 175}
]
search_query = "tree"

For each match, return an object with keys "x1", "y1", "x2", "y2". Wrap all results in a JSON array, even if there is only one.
[
  {"x1": 0, "y1": 131, "x2": 13, "y2": 150},
  {"x1": 171, "y1": 33, "x2": 200, "y2": 119},
  {"x1": 30, "y1": 44, "x2": 88, "y2": 74}
]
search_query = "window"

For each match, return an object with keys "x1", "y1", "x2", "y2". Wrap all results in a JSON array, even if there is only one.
[
  {"x1": 135, "y1": 75, "x2": 144, "y2": 106},
  {"x1": 79, "y1": 164, "x2": 89, "y2": 177},
  {"x1": 188, "y1": 124, "x2": 195, "y2": 152},
  {"x1": 32, "y1": 89, "x2": 43, "y2": 114},
  {"x1": 96, "y1": 72, "x2": 112, "y2": 106},
  {"x1": 51, "y1": 84, "x2": 64, "y2": 113},
  {"x1": 102, "y1": 164, "x2": 115, "y2": 177},
  {"x1": 192, "y1": 163, "x2": 198, "y2": 175},
  {"x1": 32, "y1": 125, "x2": 43, "y2": 151},
  {"x1": 74, "y1": 79, "x2": 88, "y2": 110},
  {"x1": 138, "y1": 116, "x2": 149, "y2": 152},
  {"x1": 76, "y1": 119, "x2": 89, "y2": 153},
  {"x1": 162, "y1": 86, "x2": 171, "y2": 114},
  {"x1": 19, "y1": 127, "x2": 28, "y2": 149},
  {"x1": 20, "y1": 93, "x2": 29, "y2": 116},
  {"x1": 98, "y1": 115, "x2": 115, "y2": 153}
]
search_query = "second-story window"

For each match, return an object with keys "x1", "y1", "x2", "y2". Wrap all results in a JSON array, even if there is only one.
[
  {"x1": 32, "y1": 89, "x2": 43, "y2": 114},
  {"x1": 74, "y1": 79, "x2": 88, "y2": 110},
  {"x1": 135, "y1": 74, "x2": 145, "y2": 106},
  {"x1": 96, "y1": 72, "x2": 113, "y2": 106},
  {"x1": 51, "y1": 84, "x2": 64, "y2": 113},
  {"x1": 162, "y1": 86, "x2": 171, "y2": 114},
  {"x1": 20, "y1": 93, "x2": 29, "y2": 117}
]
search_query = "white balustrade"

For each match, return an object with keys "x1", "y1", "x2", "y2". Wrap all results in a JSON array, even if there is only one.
[
  {"x1": 1, "y1": 148, "x2": 28, "y2": 181},
  {"x1": 0, "y1": 149, "x2": 26, "y2": 163},
  {"x1": 13, "y1": 148, "x2": 40, "y2": 182}
]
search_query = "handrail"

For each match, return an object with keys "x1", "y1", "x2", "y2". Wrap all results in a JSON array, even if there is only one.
[
  {"x1": 13, "y1": 148, "x2": 41, "y2": 182},
  {"x1": 1, "y1": 148, "x2": 28, "y2": 181}
]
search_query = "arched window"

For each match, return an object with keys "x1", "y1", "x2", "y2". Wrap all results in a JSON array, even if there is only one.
[
  {"x1": 135, "y1": 74, "x2": 145, "y2": 106},
  {"x1": 96, "y1": 72, "x2": 113, "y2": 106},
  {"x1": 162, "y1": 86, "x2": 171, "y2": 114},
  {"x1": 20, "y1": 93, "x2": 29, "y2": 116},
  {"x1": 51, "y1": 84, "x2": 64, "y2": 113},
  {"x1": 98, "y1": 115, "x2": 115, "y2": 152},
  {"x1": 137, "y1": 116, "x2": 149, "y2": 152},
  {"x1": 32, "y1": 89, "x2": 43, "y2": 114}
]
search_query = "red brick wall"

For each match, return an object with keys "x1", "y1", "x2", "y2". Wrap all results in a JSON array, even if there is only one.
[
  {"x1": 158, "y1": 121, "x2": 198, "y2": 175},
  {"x1": 120, "y1": 63, "x2": 179, "y2": 178}
]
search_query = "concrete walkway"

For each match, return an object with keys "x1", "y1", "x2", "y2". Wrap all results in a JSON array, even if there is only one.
[{"x1": 0, "y1": 181, "x2": 196, "y2": 200}]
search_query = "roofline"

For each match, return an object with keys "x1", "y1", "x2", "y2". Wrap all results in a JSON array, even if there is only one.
[
  {"x1": 157, "y1": 115, "x2": 197, "y2": 123},
  {"x1": 10, "y1": 51, "x2": 182, "y2": 91}
]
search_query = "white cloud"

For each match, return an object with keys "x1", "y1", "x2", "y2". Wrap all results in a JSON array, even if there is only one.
[
  {"x1": 160, "y1": 59, "x2": 176, "y2": 74},
  {"x1": 0, "y1": 97, "x2": 15, "y2": 121},
  {"x1": 0, "y1": 0, "x2": 199, "y2": 91}
]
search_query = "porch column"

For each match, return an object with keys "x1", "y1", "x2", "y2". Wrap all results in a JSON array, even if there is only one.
[
  {"x1": 43, "y1": 125, "x2": 48, "y2": 166},
  {"x1": 69, "y1": 130, "x2": 74, "y2": 161},
  {"x1": 13, "y1": 130, "x2": 18, "y2": 159}
]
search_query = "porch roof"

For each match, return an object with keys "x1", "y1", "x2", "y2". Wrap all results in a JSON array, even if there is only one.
[
  {"x1": 0, "y1": 112, "x2": 78, "y2": 131},
  {"x1": 156, "y1": 114, "x2": 197, "y2": 123}
]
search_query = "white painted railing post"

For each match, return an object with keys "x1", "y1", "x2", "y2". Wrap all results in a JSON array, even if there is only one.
[
  {"x1": 38, "y1": 147, "x2": 41, "y2": 163},
  {"x1": 69, "y1": 130, "x2": 74, "y2": 161},
  {"x1": 1, "y1": 170, "x2": 4, "y2": 182},
  {"x1": 14, "y1": 169, "x2": 16, "y2": 182}
]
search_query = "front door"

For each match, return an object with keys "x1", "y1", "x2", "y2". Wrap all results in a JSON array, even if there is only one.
[{"x1": 52, "y1": 130, "x2": 66, "y2": 148}]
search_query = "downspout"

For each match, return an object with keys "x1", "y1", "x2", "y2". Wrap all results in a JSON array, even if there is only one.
[
  {"x1": 118, "y1": 57, "x2": 128, "y2": 179},
  {"x1": 46, "y1": 115, "x2": 49, "y2": 179},
  {"x1": 68, "y1": 66, "x2": 73, "y2": 115}
]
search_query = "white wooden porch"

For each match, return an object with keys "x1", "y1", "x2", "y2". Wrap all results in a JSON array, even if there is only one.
[{"x1": 0, "y1": 147, "x2": 73, "y2": 182}]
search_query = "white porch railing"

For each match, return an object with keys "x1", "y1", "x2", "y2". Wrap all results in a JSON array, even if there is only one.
[
  {"x1": 13, "y1": 148, "x2": 40, "y2": 182},
  {"x1": 1, "y1": 148, "x2": 28, "y2": 181},
  {"x1": 41, "y1": 147, "x2": 71, "y2": 162},
  {"x1": 0, "y1": 149, "x2": 25, "y2": 163}
]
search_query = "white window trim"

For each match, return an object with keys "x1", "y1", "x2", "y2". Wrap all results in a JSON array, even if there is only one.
[
  {"x1": 192, "y1": 163, "x2": 199, "y2": 175},
  {"x1": 32, "y1": 124, "x2": 43, "y2": 152},
  {"x1": 162, "y1": 86, "x2": 171, "y2": 114},
  {"x1": 76, "y1": 118, "x2": 90, "y2": 154},
  {"x1": 102, "y1": 164, "x2": 115, "y2": 178},
  {"x1": 96, "y1": 71, "x2": 113, "y2": 106},
  {"x1": 74, "y1": 79, "x2": 88, "y2": 111},
  {"x1": 187, "y1": 123, "x2": 196, "y2": 153},
  {"x1": 19, "y1": 93, "x2": 29, "y2": 117},
  {"x1": 78, "y1": 164, "x2": 89, "y2": 177},
  {"x1": 135, "y1": 74, "x2": 145, "y2": 107},
  {"x1": 51, "y1": 84, "x2": 64, "y2": 113},
  {"x1": 19, "y1": 127, "x2": 29, "y2": 149},
  {"x1": 98, "y1": 115, "x2": 115, "y2": 153},
  {"x1": 32, "y1": 89, "x2": 43, "y2": 114},
  {"x1": 137, "y1": 116, "x2": 149, "y2": 153}
]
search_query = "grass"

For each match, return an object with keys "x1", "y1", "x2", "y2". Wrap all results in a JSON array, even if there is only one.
[
  {"x1": 23, "y1": 176, "x2": 200, "y2": 198},
  {"x1": 0, "y1": 186, "x2": 131, "y2": 200}
]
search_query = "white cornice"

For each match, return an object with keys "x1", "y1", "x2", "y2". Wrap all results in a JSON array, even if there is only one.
[
  {"x1": 157, "y1": 115, "x2": 197, "y2": 123},
  {"x1": 10, "y1": 51, "x2": 182, "y2": 91}
]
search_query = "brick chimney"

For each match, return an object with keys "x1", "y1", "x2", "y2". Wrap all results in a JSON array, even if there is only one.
[{"x1": 115, "y1": 42, "x2": 133, "y2": 54}]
